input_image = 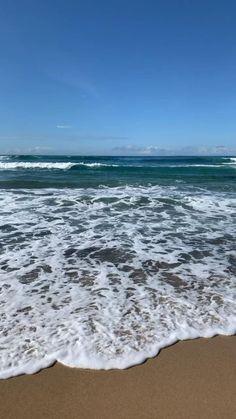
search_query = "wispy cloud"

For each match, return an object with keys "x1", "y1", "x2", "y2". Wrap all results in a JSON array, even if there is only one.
[
  {"x1": 61, "y1": 73, "x2": 98, "y2": 98},
  {"x1": 45, "y1": 64, "x2": 99, "y2": 98},
  {"x1": 56, "y1": 125, "x2": 72, "y2": 129},
  {"x1": 74, "y1": 135, "x2": 128, "y2": 141},
  {"x1": 113, "y1": 145, "x2": 162, "y2": 155},
  {"x1": 29, "y1": 145, "x2": 53, "y2": 153}
]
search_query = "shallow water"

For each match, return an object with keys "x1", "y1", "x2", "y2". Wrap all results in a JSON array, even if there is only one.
[{"x1": 0, "y1": 155, "x2": 235, "y2": 378}]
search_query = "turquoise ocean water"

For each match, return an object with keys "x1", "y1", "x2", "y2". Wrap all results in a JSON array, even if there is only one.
[
  {"x1": 0, "y1": 154, "x2": 236, "y2": 190},
  {"x1": 0, "y1": 155, "x2": 235, "y2": 378}
]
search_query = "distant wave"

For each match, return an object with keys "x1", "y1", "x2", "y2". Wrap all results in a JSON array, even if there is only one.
[
  {"x1": 0, "y1": 159, "x2": 235, "y2": 171},
  {"x1": 79, "y1": 162, "x2": 119, "y2": 167},
  {"x1": 0, "y1": 156, "x2": 10, "y2": 161},
  {"x1": 223, "y1": 157, "x2": 236, "y2": 166},
  {"x1": 167, "y1": 164, "x2": 223, "y2": 167},
  {"x1": 0, "y1": 162, "x2": 119, "y2": 170},
  {"x1": 0, "y1": 162, "x2": 76, "y2": 170}
]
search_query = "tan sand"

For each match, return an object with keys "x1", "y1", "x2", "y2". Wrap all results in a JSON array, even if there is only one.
[{"x1": 0, "y1": 336, "x2": 236, "y2": 419}]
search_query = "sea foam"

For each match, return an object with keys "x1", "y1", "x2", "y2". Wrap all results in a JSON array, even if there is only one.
[{"x1": 0, "y1": 186, "x2": 235, "y2": 378}]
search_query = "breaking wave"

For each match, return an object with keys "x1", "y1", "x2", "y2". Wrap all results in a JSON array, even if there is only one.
[{"x1": 0, "y1": 162, "x2": 119, "y2": 170}]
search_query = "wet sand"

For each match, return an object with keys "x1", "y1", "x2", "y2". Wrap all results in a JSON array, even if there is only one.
[{"x1": 0, "y1": 336, "x2": 236, "y2": 419}]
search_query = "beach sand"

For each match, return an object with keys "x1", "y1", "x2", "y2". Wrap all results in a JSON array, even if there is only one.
[{"x1": 0, "y1": 336, "x2": 235, "y2": 419}]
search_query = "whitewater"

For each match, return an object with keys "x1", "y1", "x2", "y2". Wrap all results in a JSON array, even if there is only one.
[{"x1": 0, "y1": 155, "x2": 235, "y2": 378}]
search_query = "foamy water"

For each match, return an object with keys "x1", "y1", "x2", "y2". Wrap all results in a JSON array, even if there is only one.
[{"x1": 0, "y1": 184, "x2": 235, "y2": 378}]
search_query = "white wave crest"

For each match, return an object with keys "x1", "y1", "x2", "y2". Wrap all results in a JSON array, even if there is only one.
[
  {"x1": 0, "y1": 162, "x2": 75, "y2": 170},
  {"x1": 0, "y1": 155, "x2": 10, "y2": 161},
  {"x1": 223, "y1": 157, "x2": 236, "y2": 166},
  {"x1": 0, "y1": 162, "x2": 119, "y2": 170},
  {"x1": 78, "y1": 162, "x2": 119, "y2": 167}
]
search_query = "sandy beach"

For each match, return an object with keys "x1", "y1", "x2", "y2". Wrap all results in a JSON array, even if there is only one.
[{"x1": 0, "y1": 336, "x2": 235, "y2": 419}]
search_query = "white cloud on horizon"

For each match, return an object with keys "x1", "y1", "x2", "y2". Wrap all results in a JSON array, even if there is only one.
[
  {"x1": 3, "y1": 145, "x2": 54, "y2": 155},
  {"x1": 112, "y1": 145, "x2": 236, "y2": 156}
]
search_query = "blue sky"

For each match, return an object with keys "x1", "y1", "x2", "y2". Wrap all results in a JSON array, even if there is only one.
[{"x1": 0, "y1": 0, "x2": 236, "y2": 155}]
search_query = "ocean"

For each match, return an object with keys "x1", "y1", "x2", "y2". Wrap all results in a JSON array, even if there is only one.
[{"x1": 0, "y1": 154, "x2": 235, "y2": 378}]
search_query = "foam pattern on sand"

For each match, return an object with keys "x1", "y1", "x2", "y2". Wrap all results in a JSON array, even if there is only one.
[{"x1": 0, "y1": 186, "x2": 235, "y2": 378}]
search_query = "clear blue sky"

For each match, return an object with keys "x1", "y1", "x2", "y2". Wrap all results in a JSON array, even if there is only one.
[{"x1": 0, "y1": 0, "x2": 236, "y2": 155}]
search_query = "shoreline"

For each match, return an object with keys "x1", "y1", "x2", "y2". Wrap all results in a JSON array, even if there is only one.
[{"x1": 1, "y1": 336, "x2": 236, "y2": 418}]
